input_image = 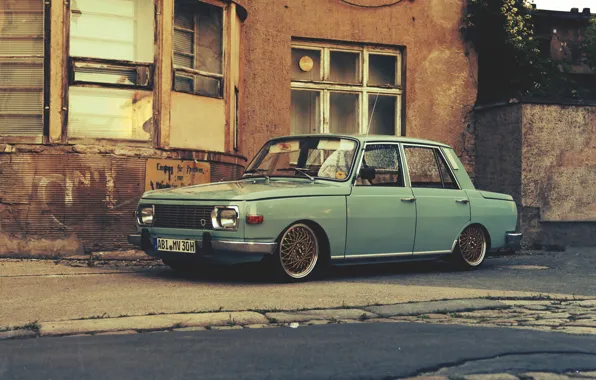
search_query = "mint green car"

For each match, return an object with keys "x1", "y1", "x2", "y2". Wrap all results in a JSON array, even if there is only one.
[{"x1": 129, "y1": 134, "x2": 522, "y2": 281}]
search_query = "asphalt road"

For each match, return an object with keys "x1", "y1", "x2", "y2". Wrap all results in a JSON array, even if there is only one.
[
  {"x1": 1, "y1": 322, "x2": 596, "y2": 379},
  {"x1": 1, "y1": 248, "x2": 595, "y2": 326}
]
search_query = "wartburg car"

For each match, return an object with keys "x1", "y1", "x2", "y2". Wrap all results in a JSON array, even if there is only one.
[{"x1": 129, "y1": 134, "x2": 522, "y2": 282}]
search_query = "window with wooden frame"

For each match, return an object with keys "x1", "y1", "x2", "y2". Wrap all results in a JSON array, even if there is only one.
[
  {"x1": 0, "y1": 0, "x2": 46, "y2": 140},
  {"x1": 173, "y1": 0, "x2": 224, "y2": 98},
  {"x1": 290, "y1": 40, "x2": 403, "y2": 136},
  {"x1": 67, "y1": 0, "x2": 155, "y2": 141}
]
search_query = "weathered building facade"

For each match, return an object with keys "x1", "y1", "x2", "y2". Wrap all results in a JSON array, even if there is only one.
[
  {"x1": 0, "y1": 0, "x2": 478, "y2": 256},
  {"x1": 475, "y1": 8, "x2": 596, "y2": 248}
]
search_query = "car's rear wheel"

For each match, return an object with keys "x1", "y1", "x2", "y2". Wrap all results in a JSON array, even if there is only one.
[
  {"x1": 453, "y1": 225, "x2": 487, "y2": 269},
  {"x1": 273, "y1": 223, "x2": 320, "y2": 282}
]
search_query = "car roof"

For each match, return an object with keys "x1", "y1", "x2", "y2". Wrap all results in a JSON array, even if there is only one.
[{"x1": 269, "y1": 133, "x2": 452, "y2": 148}]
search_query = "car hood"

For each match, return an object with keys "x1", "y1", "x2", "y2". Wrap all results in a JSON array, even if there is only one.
[{"x1": 141, "y1": 179, "x2": 351, "y2": 201}]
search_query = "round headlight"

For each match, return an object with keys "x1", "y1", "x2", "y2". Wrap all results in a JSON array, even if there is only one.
[{"x1": 138, "y1": 206, "x2": 154, "y2": 226}]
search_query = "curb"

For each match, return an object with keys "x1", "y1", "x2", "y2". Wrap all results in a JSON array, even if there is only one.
[{"x1": 2, "y1": 296, "x2": 595, "y2": 341}]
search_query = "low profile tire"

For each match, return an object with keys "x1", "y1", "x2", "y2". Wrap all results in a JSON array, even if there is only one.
[
  {"x1": 453, "y1": 225, "x2": 488, "y2": 269},
  {"x1": 271, "y1": 223, "x2": 322, "y2": 282}
]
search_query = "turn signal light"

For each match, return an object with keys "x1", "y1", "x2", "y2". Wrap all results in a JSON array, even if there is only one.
[{"x1": 246, "y1": 215, "x2": 264, "y2": 224}]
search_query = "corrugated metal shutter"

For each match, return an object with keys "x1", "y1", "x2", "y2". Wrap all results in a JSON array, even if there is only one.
[
  {"x1": 210, "y1": 162, "x2": 244, "y2": 182},
  {"x1": 0, "y1": 0, "x2": 44, "y2": 136},
  {"x1": 0, "y1": 154, "x2": 145, "y2": 250}
]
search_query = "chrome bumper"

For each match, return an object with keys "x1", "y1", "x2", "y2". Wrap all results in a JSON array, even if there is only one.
[
  {"x1": 505, "y1": 232, "x2": 523, "y2": 251},
  {"x1": 127, "y1": 233, "x2": 277, "y2": 255}
]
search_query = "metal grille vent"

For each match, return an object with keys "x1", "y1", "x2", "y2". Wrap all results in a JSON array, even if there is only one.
[{"x1": 153, "y1": 204, "x2": 214, "y2": 230}]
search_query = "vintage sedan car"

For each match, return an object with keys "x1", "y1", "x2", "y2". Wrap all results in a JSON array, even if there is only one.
[{"x1": 128, "y1": 134, "x2": 522, "y2": 281}]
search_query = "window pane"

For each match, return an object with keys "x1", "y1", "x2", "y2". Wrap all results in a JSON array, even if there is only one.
[
  {"x1": 405, "y1": 147, "x2": 442, "y2": 188},
  {"x1": 437, "y1": 153, "x2": 458, "y2": 189},
  {"x1": 291, "y1": 90, "x2": 320, "y2": 135},
  {"x1": 369, "y1": 54, "x2": 397, "y2": 86},
  {"x1": 73, "y1": 64, "x2": 141, "y2": 86},
  {"x1": 291, "y1": 48, "x2": 321, "y2": 81},
  {"x1": 68, "y1": 87, "x2": 152, "y2": 140},
  {"x1": 329, "y1": 51, "x2": 360, "y2": 84},
  {"x1": 174, "y1": 74, "x2": 194, "y2": 93},
  {"x1": 174, "y1": 53, "x2": 193, "y2": 68},
  {"x1": 357, "y1": 144, "x2": 403, "y2": 187},
  {"x1": 173, "y1": 72, "x2": 221, "y2": 98},
  {"x1": 330, "y1": 92, "x2": 359, "y2": 134},
  {"x1": 368, "y1": 95, "x2": 396, "y2": 135},
  {"x1": 174, "y1": 29, "x2": 194, "y2": 56},
  {"x1": 0, "y1": 0, "x2": 44, "y2": 137},
  {"x1": 196, "y1": 2, "x2": 223, "y2": 74},
  {"x1": 70, "y1": 0, "x2": 154, "y2": 62}
]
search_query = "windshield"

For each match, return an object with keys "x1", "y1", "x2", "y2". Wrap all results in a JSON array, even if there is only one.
[{"x1": 244, "y1": 137, "x2": 358, "y2": 181}]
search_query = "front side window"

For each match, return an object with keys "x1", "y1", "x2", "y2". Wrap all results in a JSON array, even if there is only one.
[
  {"x1": 356, "y1": 144, "x2": 404, "y2": 187},
  {"x1": 174, "y1": 0, "x2": 224, "y2": 98},
  {"x1": 68, "y1": 0, "x2": 155, "y2": 141},
  {"x1": 405, "y1": 146, "x2": 458, "y2": 189},
  {"x1": 290, "y1": 41, "x2": 402, "y2": 136},
  {"x1": 0, "y1": 0, "x2": 45, "y2": 137},
  {"x1": 244, "y1": 137, "x2": 358, "y2": 182}
]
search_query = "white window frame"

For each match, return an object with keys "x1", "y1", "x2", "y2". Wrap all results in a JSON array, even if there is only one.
[{"x1": 291, "y1": 40, "x2": 403, "y2": 135}]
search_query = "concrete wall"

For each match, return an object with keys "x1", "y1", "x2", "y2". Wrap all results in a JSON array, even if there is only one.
[
  {"x1": 475, "y1": 102, "x2": 596, "y2": 248},
  {"x1": 239, "y1": 0, "x2": 478, "y2": 172}
]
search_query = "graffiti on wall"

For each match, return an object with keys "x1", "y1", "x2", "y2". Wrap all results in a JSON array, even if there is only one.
[{"x1": 145, "y1": 158, "x2": 211, "y2": 191}]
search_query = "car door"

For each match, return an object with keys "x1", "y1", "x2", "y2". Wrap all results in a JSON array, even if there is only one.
[
  {"x1": 344, "y1": 143, "x2": 416, "y2": 259},
  {"x1": 403, "y1": 145, "x2": 470, "y2": 254}
]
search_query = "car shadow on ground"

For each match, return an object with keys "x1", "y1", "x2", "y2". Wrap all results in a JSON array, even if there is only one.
[{"x1": 136, "y1": 254, "x2": 507, "y2": 285}]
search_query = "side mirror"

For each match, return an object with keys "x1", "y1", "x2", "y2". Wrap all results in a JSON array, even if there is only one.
[{"x1": 359, "y1": 166, "x2": 376, "y2": 181}]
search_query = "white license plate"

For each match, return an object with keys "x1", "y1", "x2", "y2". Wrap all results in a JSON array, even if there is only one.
[{"x1": 156, "y1": 238, "x2": 196, "y2": 254}]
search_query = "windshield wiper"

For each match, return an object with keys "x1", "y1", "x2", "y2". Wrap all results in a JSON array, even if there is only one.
[
  {"x1": 277, "y1": 167, "x2": 315, "y2": 181},
  {"x1": 243, "y1": 168, "x2": 270, "y2": 179}
]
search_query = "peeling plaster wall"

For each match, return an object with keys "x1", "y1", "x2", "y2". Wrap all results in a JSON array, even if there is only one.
[
  {"x1": 0, "y1": 146, "x2": 246, "y2": 256},
  {"x1": 475, "y1": 102, "x2": 596, "y2": 248},
  {"x1": 239, "y1": 0, "x2": 478, "y2": 173}
]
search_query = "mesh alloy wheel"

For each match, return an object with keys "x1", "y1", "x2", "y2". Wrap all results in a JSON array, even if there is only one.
[
  {"x1": 457, "y1": 225, "x2": 487, "y2": 267},
  {"x1": 279, "y1": 223, "x2": 319, "y2": 279}
]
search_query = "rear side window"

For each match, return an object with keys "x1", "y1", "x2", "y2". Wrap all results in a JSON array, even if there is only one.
[{"x1": 404, "y1": 146, "x2": 459, "y2": 190}]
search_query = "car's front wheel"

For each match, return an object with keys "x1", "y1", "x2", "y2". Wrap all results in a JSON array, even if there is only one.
[
  {"x1": 453, "y1": 225, "x2": 487, "y2": 269},
  {"x1": 273, "y1": 223, "x2": 321, "y2": 282}
]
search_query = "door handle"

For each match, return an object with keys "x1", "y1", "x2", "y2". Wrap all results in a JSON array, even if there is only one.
[
  {"x1": 401, "y1": 197, "x2": 416, "y2": 202},
  {"x1": 456, "y1": 199, "x2": 469, "y2": 204}
]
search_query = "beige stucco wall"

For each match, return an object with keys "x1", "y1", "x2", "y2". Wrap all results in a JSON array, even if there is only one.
[
  {"x1": 522, "y1": 104, "x2": 596, "y2": 222},
  {"x1": 170, "y1": 93, "x2": 226, "y2": 151},
  {"x1": 238, "y1": 0, "x2": 478, "y2": 171}
]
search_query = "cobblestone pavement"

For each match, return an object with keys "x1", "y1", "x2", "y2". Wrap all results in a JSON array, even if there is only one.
[
  {"x1": 2, "y1": 297, "x2": 596, "y2": 339},
  {"x1": 406, "y1": 371, "x2": 596, "y2": 379}
]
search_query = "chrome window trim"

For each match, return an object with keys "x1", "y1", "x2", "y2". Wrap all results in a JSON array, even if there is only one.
[
  {"x1": 401, "y1": 143, "x2": 462, "y2": 191},
  {"x1": 352, "y1": 141, "x2": 409, "y2": 187}
]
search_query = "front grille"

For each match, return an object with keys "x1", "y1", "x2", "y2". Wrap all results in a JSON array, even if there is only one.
[{"x1": 153, "y1": 205, "x2": 214, "y2": 230}]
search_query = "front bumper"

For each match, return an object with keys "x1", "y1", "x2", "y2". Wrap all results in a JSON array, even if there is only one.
[
  {"x1": 127, "y1": 231, "x2": 277, "y2": 256},
  {"x1": 505, "y1": 232, "x2": 523, "y2": 251}
]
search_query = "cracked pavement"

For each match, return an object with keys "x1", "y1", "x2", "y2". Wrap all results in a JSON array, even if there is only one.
[{"x1": 1, "y1": 248, "x2": 596, "y2": 379}]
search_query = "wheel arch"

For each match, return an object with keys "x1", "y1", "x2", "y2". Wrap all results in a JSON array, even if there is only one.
[
  {"x1": 278, "y1": 219, "x2": 331, "y2": 261},
  {"x1": 456, "y1": 222, "x2": 492, "y2": 251}
]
